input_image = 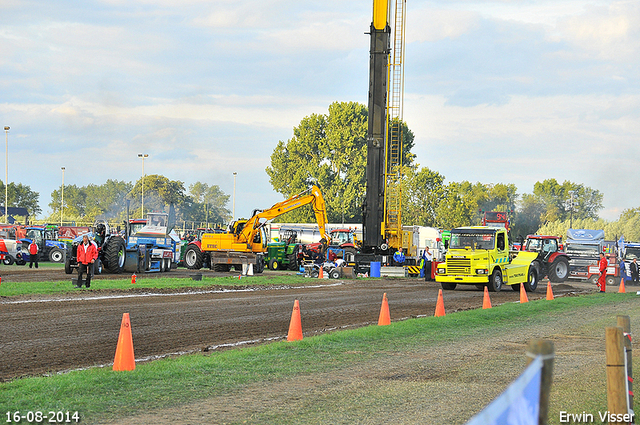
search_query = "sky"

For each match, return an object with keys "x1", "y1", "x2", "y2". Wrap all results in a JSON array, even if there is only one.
[{"x1": 1, "y1": 0, "x2": 638, "y2": 222}]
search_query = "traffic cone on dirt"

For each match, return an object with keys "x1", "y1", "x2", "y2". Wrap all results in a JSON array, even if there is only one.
[
  {"x1": 482, "y1": 286, "x2": 492, "y2": 309},
  {"x1": 619, "y1": 278, "x2": 626, "y2": 293},
  {"x1": 519, "y1": 283, "x2": 529, "y2": 304},
  {"x1": 434, "y1": 289, "x2": 446, "y2": 317},
  {"x1": 318, "y1": 267, "x2": 324, "y2": 279},
  {"x1": 378, "y1": 293, "x2": 391, "y2": 326},
  {"x1": 287, "y1": 300, "x2": 303, "y2": 341},
  {"x1": 131, "y1": 273, "x2": 136, "y2": 284},
  {"x1": 546, "y1": 282, "x2": 554, "y2": 300},
  {"x1": 113, "y1": 313, "x2": 135, "y2": 371}
]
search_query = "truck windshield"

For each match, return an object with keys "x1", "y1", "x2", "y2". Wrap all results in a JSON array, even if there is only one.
[
  {"x1": 450, "y1": 232, "x2": 495, "y2": 250},
  {"x1": 625, "y1": 247, "x2": 640, "y2": 260},
  {"x1": 566, "y1": 243, "x2": 599, "y2": 256}
]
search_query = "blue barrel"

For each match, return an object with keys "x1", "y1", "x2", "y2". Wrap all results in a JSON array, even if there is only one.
[{"x1": 370, "y1": 261, "x2": 381, "y2": 277}]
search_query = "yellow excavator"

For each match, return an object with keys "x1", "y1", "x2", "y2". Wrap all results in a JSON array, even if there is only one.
[{"x1": 184, "y1": 186, "x2": 329, "y2": 272}]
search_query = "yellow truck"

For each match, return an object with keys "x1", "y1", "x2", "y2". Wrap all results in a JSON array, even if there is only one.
[{"x1": 435, "y1": 226, "x2": 539, "y2": 292}]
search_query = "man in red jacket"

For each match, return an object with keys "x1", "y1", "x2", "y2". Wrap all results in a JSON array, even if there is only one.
[
  {"x1": 76, "y1": 234, "x2": 97, "y2": 288},
  {"x1": 597, "y1": 252, "x2": 608, "y2": 293},
  {"x1": 28, "y1": 240, "x2": 39, "y2": 269}
]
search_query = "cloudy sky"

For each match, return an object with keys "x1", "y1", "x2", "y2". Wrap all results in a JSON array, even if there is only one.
[{"x1": 1, "y1": 0, "x2": 638, "y2": 221}]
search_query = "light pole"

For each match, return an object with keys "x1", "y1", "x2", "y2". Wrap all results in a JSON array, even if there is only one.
[
  {"x1": 3, "y1": 126, "x2": 9, "y2": 224},
  {"x1": 61, "y1": 167, "x2": 65, "y2": 226},
  {"x1": 233, "y1": 172, "x2": 237, "y2": 222},
  {"x1": 138, "y1": 153, "x2": 148, "y2": 217}
]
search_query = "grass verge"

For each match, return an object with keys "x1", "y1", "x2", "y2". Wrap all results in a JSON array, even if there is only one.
[
  {"x1": 1, "y1": 292, "x2": 635, "y2": 424},
  {"x1": 0, "y1": 274, "x2": 317, "y2": 296}
]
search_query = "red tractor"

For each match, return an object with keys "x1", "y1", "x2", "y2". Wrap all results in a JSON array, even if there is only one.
[{"x1": 522, "y1": 235, "x2": 570, "y2": 282}]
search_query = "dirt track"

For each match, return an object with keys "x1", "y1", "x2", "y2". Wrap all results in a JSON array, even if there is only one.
[{"x1": 0, "y1": 268, "x2": 595, "y2": 382}]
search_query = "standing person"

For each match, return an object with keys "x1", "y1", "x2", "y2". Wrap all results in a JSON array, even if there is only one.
[
  {"x1": 630, "y1": 258, "x2": 639, "y2": 284},
  {"x1": 76, "y1": 235, "x2": 97, "y2": 288},
  {"x1": 423, "y1": 246, "x2": 433, "y2": 281},
  {"x1": 28, "y1": 240, "x2": 39, "y2": 269},
  {"x1": 393, "y1": 247, "x2": 405, "y2": 266},
  {"x1": 597, "y1": 252, "x2": 608, "y2": 293}
]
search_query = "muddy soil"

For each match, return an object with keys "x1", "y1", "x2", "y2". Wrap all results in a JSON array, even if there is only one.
[{"x1": 0, "y1": 270, "x2": 594, "y2": 382}]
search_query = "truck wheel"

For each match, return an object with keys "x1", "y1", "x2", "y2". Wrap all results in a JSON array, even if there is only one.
[
  {"x1": 93, "y1": 259, "x2": 102, "y2": 275},
  {"x1": 65, "y1": 258, "x2": 73, "y2": 274},
  {"x1": 343, "y1": 247, "x2": 357, "y2": 262},
  {"x1": 268, "y1": 258, "x2": 280, "y2": 270},
  {"x1": 588, "y1": 275, "x2": 598, "y2": 284},
  {"x1": 488, "y1": 269, "x2": 503, "y2": 292},
  {"x1": 441, "y1": 283, "x2": 457, "y2": 290},
  {"x1": 606, "y1": 276, "x2": 616, "y2": 287},
  {"x1": 523, "y1": 266, "x2": 538, "y2": 292},
  {"x1": 3, "y1": 256, "x2": 14, "y2": 266},
  {"x1": 255, "y1": 256, "x2": 265, "y2": 273},
  {"x1": 165, "y1": 259, "x2": 172, "y2": 271},
  {"x1": 549, "y1": 257, "x2": 569, "y2": 282},
  {"x1": 184, "y1": 245, "x2": 204, "y2": 270},
  {"x1": 49, "y1": 248, "x2": 64, "y2": 263},
  {"x1": 103, "y1": 236, "x2": 126, "y2": 274}
]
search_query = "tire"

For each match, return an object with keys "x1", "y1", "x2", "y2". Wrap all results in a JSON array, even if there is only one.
[
  {"x1": 523, "y1": 266, "x2": 538, "y2": 292},
  {"x1": 103, "y1": 236, "x2": 126, "y2": 274},
  {"x1": 512, "y1": 283, "x2": 521, "y2": 292},
  {"x1": 255, "y1": 255, "x2": 265, "y2": 274},
  {"x1": 588, "y1": 275, "x2": 599, "y2": 284},
  {"x1": 16, "y1": 259, "x2": 26, "y2": 266},
  {"x1": 93, "y1": 259, "x2": 102, "y2": 275},
  {"x1": 549, "y1": 257, "x2": 569, "y2": 282},
  {"x1": 329, "y1": 270, "x2": 341, "y2": 279},
  {"x1": 475, "y1": 284, "x2": 485, "y2": 291},
  {"x1": 606, "y1": 275, "x2": 616, "y2": 287},
  {"x1": 49, "y1": 248, "x2": 64, "y2": 263},
  {"x1": 310, "y1": 269, "x2": 319, "y2": 278},
  {"x1": 287, "y1": 254, "x2": 298, "y2": 271},
  {"x1": 213, "y1": 264, "x2": 230, "y2": 272},
  {"x1": 184, "y1": 245, "x2": 204, "y2": 270},
  {"x1": 343, "y1": 247, "x2": 357, "y2": 262},
  {"x1": 165, "y1": 259, "x2": 172, "y2": 271},
  {"x1": 441, "y1": 282, "x2": 457, "y2": 290},
  {"x1": 268, "y1": 258, "x2": 280, "y2": 271},
  {"x1": 3, "y1": 255, "x2": 14, "y2": 266},
  {"x1": 160, "y1": 259, "x2": 165, "y2": 272},
  {"x1": 65, "y1": 258, "x2": 73, "y2": 274},
  {"x1": 488, "y1": 269, "x2": 503, "y2": 292}
]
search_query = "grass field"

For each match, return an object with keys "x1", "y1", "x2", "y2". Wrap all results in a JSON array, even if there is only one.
[{"x1": 1, "y1": 291, "x2": 636, "y2": 424}]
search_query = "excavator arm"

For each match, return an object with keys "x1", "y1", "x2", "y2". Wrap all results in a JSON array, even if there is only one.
[{"x1": 238, "y1": 186, "x2": 329, "y2": 245}]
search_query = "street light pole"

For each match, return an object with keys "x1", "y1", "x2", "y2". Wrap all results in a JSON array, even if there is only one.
[
  {"x1": 138, "y1": 153, "x2": 148, "y2": 217},
  {"x1": 568, "y1": 190, "x2": 575, "y2": 229},
  {"x1": 61, "y1": 167, "x2": 65, "y2": 226},
  {"x1": 3, "y1": 126, "x2": 9, "y2": 224},
  {"x1": 233, "y1": 172, "x2": 237, "y2": 222}
]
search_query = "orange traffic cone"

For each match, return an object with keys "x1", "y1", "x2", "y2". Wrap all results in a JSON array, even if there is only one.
[
  {"x1": 318, "y1": 267, "x2": 324, "y2": 279},
  {"x1": 113, "y1": 313, "x2": 135, "y2": 371},
  {"x1": 287, "y1": 300, "x2": 303, "y2": 341},
  {"x1": 482, "y1": 286, "x2": 492, "y2": 309},
  {"x1": 519, "y1": 283, "x2": 529, "y2": 304},
  {"x1": 378, "y1": 293, "x2": 391, "y2": 325},
  {"x1": 434, "y1": 289, "x2": 446, "y2": 317},
  {"x1": 546, "y1": 282, "x2": 554, "y2": 300},
  {"x1": 619, "y1": 278, "x2": 626, "y2": 293}
]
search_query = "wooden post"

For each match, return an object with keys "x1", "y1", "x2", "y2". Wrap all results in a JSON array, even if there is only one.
[
  {"x1": 527, "y1": 339, "x2": 555, "y2": 425},
  {"x1": 617, "y1": 315, "x2": 634, "y2": 419},
  {"x1": 606, "y1": 326, "x2": 629, "y2": 424}
]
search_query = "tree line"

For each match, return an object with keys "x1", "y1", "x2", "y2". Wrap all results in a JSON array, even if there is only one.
[{"x1": 267, "y1": 101, "x2": 620, "y2": 240}]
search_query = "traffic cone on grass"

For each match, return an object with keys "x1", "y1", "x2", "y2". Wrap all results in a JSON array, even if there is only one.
[
  {"x1": 287, "y1": 300, "x2": 303, "y2": 341},
  {"x1": 482, "y1": 286, "x2": 492, "y2": 309},
  {"x1": 434, "y1": 289, "x2": 446, "y2": 317},
  {"x1": 546, "y1": 282, "x2": 554, "y2": 300},
  {"x1": 113, "y1": 313, "x2": 135, "y2": 371},
  {"x1": 519, "y1": 283, "x2": 529, "y2": 304},
  {"x1": 619, "y1": 278, "x2": 626, "y2": 294},
  {"x1": 318, "y1": 267, "x2": 324, "y2": 279},
  {"x1": 378, "y1": 293, "x2": 391, "y2": 325}
]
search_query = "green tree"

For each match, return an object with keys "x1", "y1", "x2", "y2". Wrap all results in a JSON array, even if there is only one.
[
  {"x1": 266, "y1": 101, "x2": 415, "y2": 223},
  {"x1": 402, "y1": 166, "x2": 445, "y2": 226},
  {"x1": 533, "y1": 179, "x2": 603, "y2": 223},
  {"x1": 187, "y1": 182, "x2": 231, "y2": 225},
  {"x1": 128, "y1": 174, "x2": 187, "y2": 216},
  {"x1": 0, "y1": 182, "x2": 41, "y2": 217}
]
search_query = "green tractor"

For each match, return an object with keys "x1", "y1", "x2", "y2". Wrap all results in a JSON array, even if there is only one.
[{"x1": 266, "y1": 230, "x2": 300, "y2": 271}]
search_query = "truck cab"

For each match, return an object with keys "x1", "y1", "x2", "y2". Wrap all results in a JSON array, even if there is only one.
[{"x1": 435, "y1": 227, "x2": 538, "y2": 292}]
